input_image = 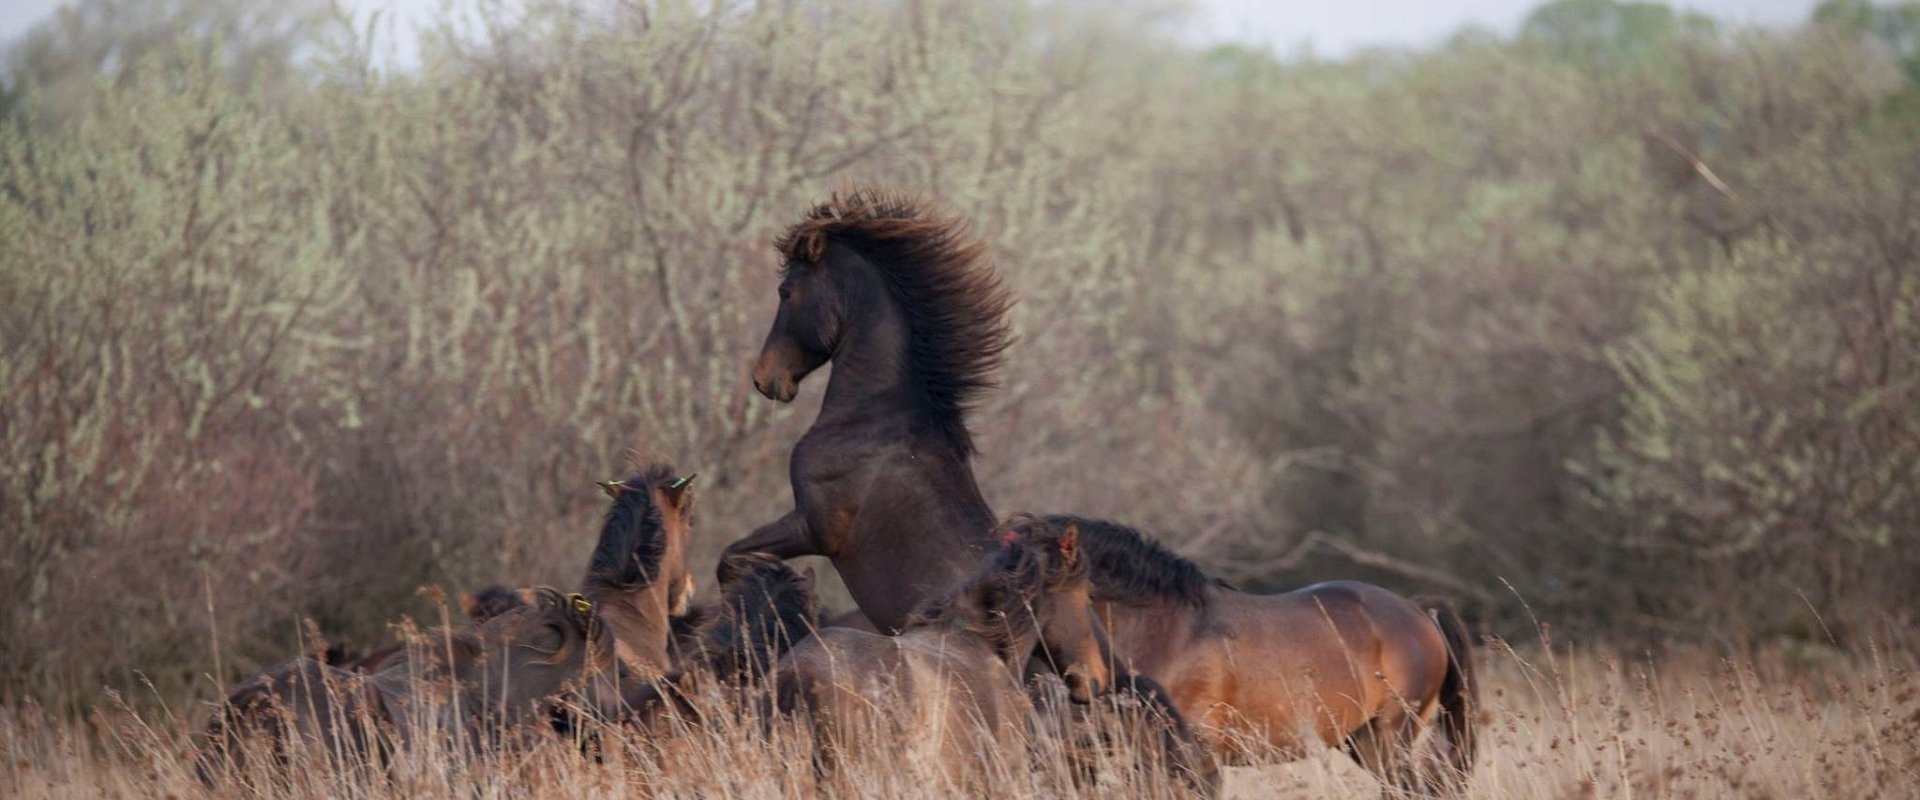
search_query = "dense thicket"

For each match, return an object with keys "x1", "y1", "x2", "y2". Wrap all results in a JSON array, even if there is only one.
[{"x1": 2, "y1": 0, "x2": 1915, "y2": 705}]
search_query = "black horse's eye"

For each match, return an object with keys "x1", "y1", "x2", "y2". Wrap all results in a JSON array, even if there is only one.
[{"x1": 778, "y1": 285, "x2": 793, "y2": 301}]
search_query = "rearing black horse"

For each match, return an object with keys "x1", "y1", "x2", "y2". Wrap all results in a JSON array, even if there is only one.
[{"x1": 720, "y1": 188, "x2": 1012, "y2": 632}]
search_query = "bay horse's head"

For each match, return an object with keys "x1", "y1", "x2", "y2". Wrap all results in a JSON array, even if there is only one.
[
  {"x1": 996, "y1": 514, "x2": 1110, "y2": 704},
  {"x1": 912, "y1": 515, "x2": 1111, "y2": 704}
]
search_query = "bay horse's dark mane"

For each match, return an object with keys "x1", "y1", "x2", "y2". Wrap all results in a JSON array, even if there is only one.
[
  {"x1": 585, "y1": 463, "x2": 677, "y2": 590},
  {"x1": 774, "y1": 187, "x2": 1013, "y2": 455},
  {"x1": 1042, "y1": 515, "x2": 1219, "y2": 608}
]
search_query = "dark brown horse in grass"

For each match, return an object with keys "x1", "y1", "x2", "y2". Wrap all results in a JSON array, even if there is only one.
[
  {"x1": 1009, "y1": 514, "x2": 1476, "y2": 794},
  {"x1": 722, "y1": 188, "x2": 1010, "y2": 633},
  {"x1": 201, "y1": 588, "x2": 625, "y2": 780}
]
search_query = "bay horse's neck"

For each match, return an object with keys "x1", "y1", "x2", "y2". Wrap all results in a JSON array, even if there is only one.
[
  {"x1": 1092, "y1": 597, "x2": 1200, "y2": 676},
  {"x1": 584, "y1": 584, "x2": 671, "y2": 678}
]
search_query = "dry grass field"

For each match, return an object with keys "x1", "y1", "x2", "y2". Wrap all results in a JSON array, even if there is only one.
[{"x1": 5, "y1": 639, "x2": 1913, "y2": 799}]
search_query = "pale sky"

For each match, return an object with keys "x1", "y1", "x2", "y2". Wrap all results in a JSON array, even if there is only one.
[
  {"x1": 1194, "y1": 0, "x2": 1818, "y2": 54},
  {"x1": 1, "y1": 0, "x2": 1827, "y2": 62}
]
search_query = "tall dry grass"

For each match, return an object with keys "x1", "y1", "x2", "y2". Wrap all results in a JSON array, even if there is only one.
[{"x1": 3, "y1": 640, "x2": 1913, "y2": 799}]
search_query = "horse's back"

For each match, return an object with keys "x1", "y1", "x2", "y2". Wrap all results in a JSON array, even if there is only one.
[
  {"x1": 201, "y1": 659, "x2": 385, "y2": 779},
  {"x1": 776, "y1": 628, "x2": 902, "y2": 719},
  {"x1": 1187, "y1": 581, "x2": 1449, "y2": 748},
  {"x1": 780, "y1": 627, "x2": 1017, "y2": 719},
  {"x1": 891, "y1": 632, "x2": 1030, "y2": 728},
  {"x1": 776, "y1": 627, "x2": 1026, "y2": 774},
  {"x1": 219, "y1": 659, "x2": 374, "y2": 731},
  {"x1": 1259, "y1": 580, "x2": 1450, "y2": 678}
]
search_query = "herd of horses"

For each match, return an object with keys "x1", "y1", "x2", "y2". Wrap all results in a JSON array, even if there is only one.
[{"x1": 200, "y1": 188, "x2": 1478, "y2": 796}]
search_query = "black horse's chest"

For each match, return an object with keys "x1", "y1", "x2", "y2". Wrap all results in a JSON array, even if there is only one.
[{"x1": 789, "y1": 434, "x2": 879, "y2": 549}]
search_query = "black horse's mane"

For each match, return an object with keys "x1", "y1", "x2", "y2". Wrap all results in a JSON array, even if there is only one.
[
  {"x1": 774, "y1": 187, "x2": 1013, "y2": 455},
  {"x1": 1042, "y1": 515, "x2": 1220, "y2": 608},
  {"x1": 584, "y1": 463, "x2": 677, "y2": 590}
]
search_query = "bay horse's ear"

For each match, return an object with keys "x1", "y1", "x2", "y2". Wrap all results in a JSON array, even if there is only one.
[
  {"x1": 1058, "y1": 523, "x2": 1079, "y2": 562},
  {"x1": 597, "y1": 479, "x2": 626, "y2": 499},
  {"x1": 663, "y1": 473, "x2": 697, "y2": 509},
  {"x1": 670, "y1": 574, "x2": 695, "y2": 616},
  {"x1": 459, "y1": 591, "x2": 480, "y2": 620}
]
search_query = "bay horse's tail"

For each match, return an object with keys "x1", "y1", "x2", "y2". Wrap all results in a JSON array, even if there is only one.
[{"x1": 1418, "y1": 596, "x2": 1477, "y2": 783}]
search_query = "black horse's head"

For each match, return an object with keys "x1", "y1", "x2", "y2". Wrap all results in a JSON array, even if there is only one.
[
  {"x1": 752, "y1": 188, "x2": 1011, "y2": 443},
  {"x1": 753, "y1": 248, "x2": 842, "y2": 403}
]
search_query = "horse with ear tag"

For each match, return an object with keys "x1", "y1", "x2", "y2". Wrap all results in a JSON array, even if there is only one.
[{"x1": 581, "y1": 464, "x2": 698, "y2": 680}]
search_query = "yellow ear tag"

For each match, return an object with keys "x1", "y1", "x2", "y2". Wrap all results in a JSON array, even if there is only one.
[{"x1": 567, "y1": 593, "x2": 593, "y2": 620}]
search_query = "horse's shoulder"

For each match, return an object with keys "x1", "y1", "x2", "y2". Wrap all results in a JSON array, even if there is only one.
[{"x1": 790, "y1": 429, "x2": 912, "y2": 506}]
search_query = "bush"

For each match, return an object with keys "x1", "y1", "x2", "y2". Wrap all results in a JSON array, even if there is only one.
[{"x1": 2, "y1": 0, "x2": 1915, "y2": 705}]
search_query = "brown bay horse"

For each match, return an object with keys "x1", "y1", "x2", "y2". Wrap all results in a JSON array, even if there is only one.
[
  {"x1": 1010, "y1": 514, "x2": 1477, "y2": 793},
  {"x1": 200, "y1": 588, "x2": 624, "y2": 780},
  {"x1": 723, "y1": 188, "x2": 1011, "y2": 633},
  {"x1": 584, "y1": 464, "x2": 698, "y2": 680}
]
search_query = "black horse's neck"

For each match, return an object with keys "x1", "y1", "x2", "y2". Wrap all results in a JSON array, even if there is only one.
[
  {"x1": 816, "y1": 249, "x2": 958, "y2": 449},
  {"x1": 801, "y1": 244, "x2": 1001, "y2": 618}
]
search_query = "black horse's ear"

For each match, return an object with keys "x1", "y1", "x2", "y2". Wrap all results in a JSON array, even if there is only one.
[
  {"x1": 663, "y1": 473, "x2": 697, "y2": 509},
  {"x1": 597, "y1": 479, "x2": 626, "y2": 499},
  {"x1": 1058, "y1": 523, "x2": 1079, "y2": 562}
]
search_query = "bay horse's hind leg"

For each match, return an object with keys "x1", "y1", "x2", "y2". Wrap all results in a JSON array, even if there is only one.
[{"x1": 1342, "y1": 714, "x2": 1426, "y2": 798}]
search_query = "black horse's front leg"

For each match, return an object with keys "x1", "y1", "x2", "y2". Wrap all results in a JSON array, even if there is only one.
[{"x1": 719, "y1": 510, "x2": 817, "y2": 579}]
